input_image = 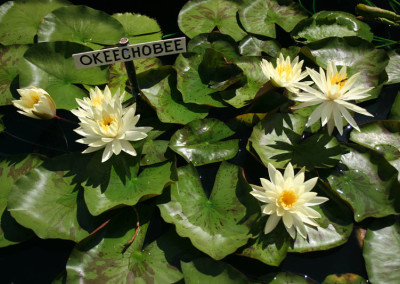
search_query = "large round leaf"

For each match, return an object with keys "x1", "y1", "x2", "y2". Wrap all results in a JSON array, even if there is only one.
[
  {"x1": 0, "y1": 0, "x2": 69, "y2": 45},
  {"x1": 84, "y1": 161, "x2": 176, "y2": 216},
  {"x1": 181, "y1": 257, "x2": 248, "y2": 283},
  {"x1": 18, "y1": 41, "x2": 109, "y2": 110},
  {"x1": 291, "y1": 11, "x2": 373, "y2": 44},
  {"x1": 350, "y1": 121, "x2": 400, "y2": 181},
  {"x1": 112, "y1": 13, "x2": 162, "y2": 44},
  {"x1": 0, "y1": 44, "x2": 29, "y2": 105},
  {"x1": 385, "y1": 50, "x2": 400, "y2": 85},
  {"x1": 0, "y1": 155, "x2": 41, "y2": 247},
  {"x1": 37, "y1": 5, "x2": 125, "y2": 45},
  {"x1": 178, "y1": 0, "x2": 246, "y2": 41},
  {"x1": 301, "y1": 37, "x2": 389, "y2": 101},
  {"x1": 169, "y1": 118, "x2": 239, "y2": 166},
  {"x1": 239, "y1": 35, "x2": 281, "y2": 57},
  {"x1": 66, "y1": 206, "x2": 187, "y2": 283},
  {"x1": 363, "y1": 217, "x2": 400, "y2": 284},
  {"x1": 327, "y1": 146, "x2": 400, "y2": 222},
  {"x1": 158, "y1": 162, "x2": 259, "y2": 260},
  {"x1": 138, "y1": 66, "x2": 209, "y2": 124},
  {"x1": 238, "y1": 0, "x2": 308, "y2": 38}
]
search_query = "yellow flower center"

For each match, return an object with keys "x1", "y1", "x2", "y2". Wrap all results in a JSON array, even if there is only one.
[
  {"x1": 277, "y1": 64, "x2": 292, "y2": 80},
  {"x1": 279, "y1": 189, "x2": 298, "y2": 209},
  {"x1": 92, "y1": 96, "x2": 103, "y2": 107},
  {"x1": 99, "y1": 114, "x2": 116, "y2": 133},
  {"x1": 27, "y1": 93, "x2": 40, "y2": 108},
  {"x1": 330, "y1": 73, "x2": 347, "y2": 89}
]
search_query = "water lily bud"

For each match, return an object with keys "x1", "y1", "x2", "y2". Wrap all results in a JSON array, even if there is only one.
[{"x1": 12, "y1": 86, "x2": 56, "y2": 120}]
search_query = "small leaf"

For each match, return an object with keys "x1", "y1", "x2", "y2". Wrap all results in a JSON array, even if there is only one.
[
  {"x1": 140, "y1": 140, "x2": 172, "y2": 166},
  {"x1": 389, "y1": 92, "x2": 400, "y2": 121},
  {"x1": 239, "y1": 35, "x2": 281, "y2": 57},
  {"x1": 259, "y1": 272, "x2": 318, "y2": 283},
  {"x1": 322, "y1": 273, "x2": 368, "y2": 284},
  {"x1": 158, "y1": 162, "x2": 258, "y2": 260},
  {"x1": 385, "y1": 50, "x2": 400, "y2": 85},
  {"x1": 169, "y1": 118, "x2": 239, "y2": 165}
]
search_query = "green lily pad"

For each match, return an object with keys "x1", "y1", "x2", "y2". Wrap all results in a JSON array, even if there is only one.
[
  {"x1": 140, "y1": 140, "x2": 172, "y2": 166},
  {"x1": 178, "y1": 0, "x2": 246, "y2": 41},
  {"x1": 112, "y1": 13, "x2": 162, "y2": 44},
  {"x1": 327, "y1": 146, "x2": 400, "y2": 222},
  {"x1": 169, "y1": 118, "x2": 239, "y2": 166},
  {"x1": 239, "y1": 35, "x2": 281, "y2": 57},
  {"x1": 0, "y1": 45, "x2": 29, "y2": 105},
  {"x1": 0, "y1": 0, "x2": 70, "y2": 45},
  {"x1": 18, "y1": 41, "x2": 109, "y2": 110},
  {"x1": 389, "y1": 92, "x2": 400, "y2": 121},
  {"x1": 385, "y1": 50, "x2": 400, "y2": 85},
  {"x1": 350, "y1": 121, "x2": 400, "y2": 180},
  {"x1": 301, "y1": 36, "x2": 389, "y2": 101},
  {"x1": 259, "y1": 272, "x2": 318, "y2": 283},
  {"x1": 0, "y1": 155, "x2": 41, "y2": 247},
  {"x1": 322, "y1": 273, "x2": 368, "y2": 284},
  {"x1": 363, "y1": 217, "x2": 400, "y2": 284},
  {"x1": 238, "y1": 0, "x2": 308, "y2": 38},
  {"x1": 84, "y1": 161, "x2": 175, "y2": 216},
  {"x1": 7, "y1": 155, "x2": 109, "y2": 242},
  {"x1": 158, "y1": 162, "x2": 258, "y2": 260},
  {"x1": 37, "y1": 5, "x2": 125, "y2": 45},
  {"x1": 288, "y1": 182, "x2": 354, "y2": 253},
  {"x1": 65, "y1": 206, "x2": 186, "y2": 283},
  {"x1": 291, "y1": 11, "x2": 373, "y2": 44},
  {"x1": 181, "y1": 257, "x2": 248, "y2": 283},
  {"x1": 138, "y1": 66, "x2": 209, "y2": 124}
]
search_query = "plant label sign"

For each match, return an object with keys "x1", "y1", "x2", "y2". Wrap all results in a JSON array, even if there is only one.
[{"x1": 73, "y1": 37, "x2": 186, "y2": 69}]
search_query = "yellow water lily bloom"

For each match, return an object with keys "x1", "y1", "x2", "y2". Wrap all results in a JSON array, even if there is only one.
[
  {"x1": 260, "y1": 53, "x2": 311, "y2": 94},
  {"x1": 73, "y1": 87, "x2": 152, "y2": 162},
  {"x1": 12, "y1": 86, "x2": 56, "y2": 120},
  {"x1": 292, "y1": 62, "x2": 374, "y2": 135},
  {"x1": 250, "y1": 163, "x2": 328, "y2": 239}
]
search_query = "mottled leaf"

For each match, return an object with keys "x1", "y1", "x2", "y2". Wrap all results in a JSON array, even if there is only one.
[
  {"x1": 322, "y1": 273, "x2": 368, "y2": 284},
  {"x1": 239, "y1": 35, "x2": 281, "y2": 57},
  {"x1": 259, "y1": 272, "x2": 318, "y2": 283},
  {"x1": 385, "y1": 50, "x2": 400, "y2": 85},
  {"x1": 140, "y1": 140, "x2": 172, "y2": 166}
]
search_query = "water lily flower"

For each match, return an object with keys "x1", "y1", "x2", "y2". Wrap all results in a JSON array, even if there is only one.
[
  {"x1": 292, "y1": 62, "x2": 374, "y2": 135},
  {"x1": 250, "y1": 163, "x2": 328, "y2": 239},
  {"x1": 260, "y1": 53, "x2": 312, "y2": 94},
  {"x1": 12, "y1": 86, "x2": 56, "y2": 120},
  {"x1": 73, "y1": 87, "x2": 152, "y2": 162}
]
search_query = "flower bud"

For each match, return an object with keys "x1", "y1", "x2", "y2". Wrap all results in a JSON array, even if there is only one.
[{"x1": 12, "y1": 86, "x2": 56, "y2": 120}]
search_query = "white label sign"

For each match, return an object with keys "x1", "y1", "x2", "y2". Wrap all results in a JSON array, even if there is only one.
[{"x1": 73, "y1": 37, "x2": 186, "y2": 69}]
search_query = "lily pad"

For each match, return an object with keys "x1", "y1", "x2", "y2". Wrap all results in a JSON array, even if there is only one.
[
  {"x1": 363, "y1": 217, "x2": 400, "y2": 284},
  {"x1": 18, "y1": 41, "x2": 109, "y2": 110},
  {"x1": 140, "y1": 140, "x2": 172, "y2": 166},
  {"x1": 322, "y1": 273, "x2": 368, "y2": 284},
  {"x1": 291, "y1": 11, "x2": 373, "y2": 44},
  {"x1": 239, "y1": 35, "x2": 281, "y2": 57},
  {"x1": 350, "y1": 121, "x2": 400, "y2": 181},
  {"x1": 158, "y1": 162, "x2": 258, "y2": 260},
  {"x1": 0, "y1": 0, "x2": 70, "y2": 45},
  {"x1": 301, "y1": 36, "x2": 389, "y2": 101},
  {"x1": 65, "y1": 206, "x2": 186, "y2": 283},
  {"x1": 181, "y1": 257, "x2": 248, "y2": 283},
  {"x1": 37, "y1": 5, "x2": 125, "y2": 45},
  {"x1": 385, "y1": 50, "x2": 400, "y2": 85},
  {"x1": 138, "y1": 66, "x2": 209, "y2": 124},
  {"x1": 0, "y1": 44, "x2": 29, "y2": 105},
  {"x1": 238, "y1": 0, "x2": 308, "y2": 38},
  {"x1": 112, "y1": 13, "x2": 162, "y2": 44},
  {"x1": 169, "y1": 118, "x2": 239, "y2": 166},
  {"x1": 178, "y1": 0, "x2": 246, "y2": 41},
  {"x1": 259, "y1": 272, "x2": 318, "y2": 283},
  {"x1": 0, "y1": 155, "x2": 41, "y2": 247},
  {"x1": 389, "y1": 92, "x2": 400, "y2": 121},
  {"x1": 327, "y1": 145, "x2": 400, "y2": 222}
]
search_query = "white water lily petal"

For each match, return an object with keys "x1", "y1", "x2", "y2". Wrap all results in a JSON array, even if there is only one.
[
  {"x1": 264, "y1": 213, "x2": 281, "y2": 234},
  {"x1": 13, "y1": 86, "x2": 56, "y2": 120}
]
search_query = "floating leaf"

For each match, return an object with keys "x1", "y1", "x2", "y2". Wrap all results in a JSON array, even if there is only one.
[
  {"x1": 322, "y1": 273, "x2": 368, "y2": 284},
  {"x1": 389, "y1": 92, "x2": 400, "y2": 121},
  {"x1": 169, "y1": 118, "x2": 239, "y2": 165},
  {"x1": 291, "y1": 11, "x2": 373, "y2": 44},
  {"x1": 112, "y1": 13, "x2": 162, "y2": 44},
  {"x1": 238, "y1": 0, "x2": 308, "y2": 38},
  {"x1": 363, "y1": 217, "x2": 400, "y2": 284},
  {"x1": 140, "y1": 140, "x2": 172, "y2": 166},
  {"x1": 327, "y1": 146, "x2": 400, "y2": 222},
  {"x1": 301, "y1": 37, "x2": 389, "y2": 101},
  {"x1": 259, "y1": 272, "x2": 318, "y2": 283},
  {"x1": 37, "y1": 5, "x2": 125, "y2": 45},
  {"x1": 84, "y1": 161, "x2": 175, "y2": 216},
  {"x1": 0, "y1": 0, "x2": 69, "y2": 45},
  {"x1": 239, "y1": 35, "x2": 281, "y2": 57},
  {"x1": 0, "y1": 45, "x2": 29, "y2": 105},
  {"x1": 139, "y1": 66, "x2": 209, "y2": 124},
  {"x1": 385, "y1": 50, "x2": 400, "y2": 85},
  {"x1": 181, "y1": 257, "x2": 248, "y2": 283},
  {"x1": 350, "y1": 121, "x2": 400, "y2": 180},
  {"x1": 0, "y1": 155, "x2": 41, "y2": 247},
  {"x1": 18, "y1": 41, "x2": 109, "y2": 110},
  {"x1": 178, "y1": 0, "x2": 246, "y2": 41},
  {"x1": 158, "y1": 162, "x2": 258, "y2": 260},
  {"x1": 66, "y1": 206, "x2": 186, "y2": 283}
]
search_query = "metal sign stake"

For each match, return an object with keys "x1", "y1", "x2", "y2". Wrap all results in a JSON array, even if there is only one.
[{"x1": 118, "y1": 38, "x2": 140, "y2": 100}]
